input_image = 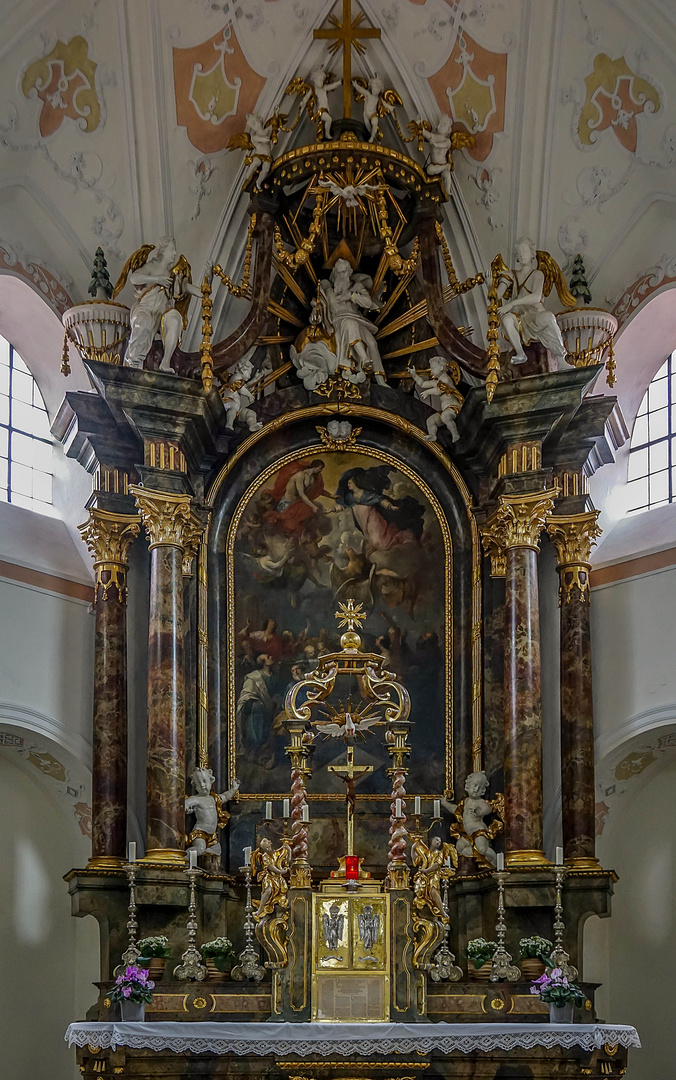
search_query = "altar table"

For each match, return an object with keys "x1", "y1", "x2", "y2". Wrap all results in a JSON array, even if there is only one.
[{"x1": 66, "y1": 1019, "x2": 640, "y2": 1056}]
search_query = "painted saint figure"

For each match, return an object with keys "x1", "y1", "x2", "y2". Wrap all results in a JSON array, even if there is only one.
[{"x1": 236, "y1": 653, "x2": 276, "y2": 750}]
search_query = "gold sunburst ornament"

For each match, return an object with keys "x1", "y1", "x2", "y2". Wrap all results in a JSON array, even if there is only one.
[{"x1": 335, "y1": 599, "x2": 367, "y2": 632}]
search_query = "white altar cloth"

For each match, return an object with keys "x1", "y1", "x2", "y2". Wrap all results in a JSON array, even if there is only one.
[{"x1": 65, "y1": 1021, "x2": 640, "y2": 1056}]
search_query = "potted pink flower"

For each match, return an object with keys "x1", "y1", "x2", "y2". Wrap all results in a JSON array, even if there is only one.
[
  {"x1": 530, "y1": 967, "x2": 586, "y2": 1023},
  {"x1": 110, "y1": 964, "x2": 155, "y2": 1022}
]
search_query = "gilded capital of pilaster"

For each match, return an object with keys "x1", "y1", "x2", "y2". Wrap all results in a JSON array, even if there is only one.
[
  {"x1": 479, "y1": 533, "x2": 506, "y2": 578},
  {"x1": 79, "y1": 509, "x2": 141, "y2": 602},
  {"x1": 480, "y1": 487, "x2": 560, "y2": 555},
  {"x1": 547, "y1": 510, "x2": 602, "y2": 603},
  {"x1": 129, "y1": 486, "x2": 206, "y2": 551}
]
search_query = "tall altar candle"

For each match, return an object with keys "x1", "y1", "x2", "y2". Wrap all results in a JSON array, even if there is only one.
[
  {"x1": 433, "y1": 799, "x2": 441, "y2": 819},
  {"x1": 556, "y1": 846, "x2": 564, "y2": 866},
  {"x1": 265, "y1": 801, "x2": 273, "y2": 819},
  {"x1": 127, "y1": 841, "x2": 136, "y2": 863},
  {"x1": 282, "y1": 799, "x2": 290, "y2": 819},
  {"x1": 301, "y1": 804, "x2": 309, "y2": 822},
  {"x1": 189, "y1": 848, "x2": 197, "y2": 870},
  {"x1": 395, "y1": 798, "x2": 402, "y2": 818},
  {"x1": 496, "y1": 852, "x2": 504, "y2": 872},
  {"x1": 414, "y1": 796, "x2": 421, "y2": 815},
  {"x1": 243, "y1": 846, "x2": 252, "y2": 866}
]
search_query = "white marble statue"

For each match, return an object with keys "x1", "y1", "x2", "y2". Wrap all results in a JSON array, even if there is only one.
[
  {"x1": 442, "y1": 771, "x2": 503, "y2": 868},
  {"x1": 242, "y1": 114, "x2": 273, "y2": 189},
  {"x1": 353, "y1": 74, "x2": 397, "y2": 143},
  {"x1": 408, "y1": 356, "x2": 462, "y2": 442},
  {"x1": 419, "y1": 115, "x2": 454, "y2": 195},
  {"x1": 219, "y1": 352, "x2": 263, "y2": 431},
  {"x1": 305, "y1": 67, "x2": 341, "y2": 139},
  {"x1": 114, "y1": 239, "x2": 201, "y2": 372},
  {"x1": 185, "y1": 768, "x2": 240, "y2": 856},
  {"x1": 499, "y1": 237, "x2": 574, "y2": 367},
  {"x1": 291, "y1": 258, "x2": 386, "y2": 390}
]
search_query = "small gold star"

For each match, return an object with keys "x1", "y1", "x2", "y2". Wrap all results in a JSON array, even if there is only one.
[{"x1": 335, "y1": 599, "x2": 367, "y2": 632}]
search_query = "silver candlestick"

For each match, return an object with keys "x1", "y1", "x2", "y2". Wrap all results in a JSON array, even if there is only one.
[
  {"x1": 232, "y1": 863, "x2": 265, "y2": 982},
  {"x1": 490, "y1": 870, "x2": 521, "y2": 982},
  {"x1": 114, "y1": 860, "x2": 141, "y2": 975},
  {"x1": 173, "y1": 866, "x2": 207, "y2": 981},
  {"x1": 549, "y1": 865, "x2": 578, "y2": 979},
  {"x1": 429, "y1": 873, "x2": 462, "y2": 982}
]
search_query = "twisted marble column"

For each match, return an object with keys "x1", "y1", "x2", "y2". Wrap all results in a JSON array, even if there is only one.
[
  {"x1": 285, "y1": 719, "x2": 312, "y2": 888},
  {"x1": 80, "y1": 509, "x2": 140, "y2": 867},
  {"x1": 547, "y1": 511, "x2": 602, "y2": 868},
  {"x1": 130, "y1": 488, "x2": 204, "y2": 863},
  {"x1": 481, "y1": 488, "x2": 558, "y2": 867}
]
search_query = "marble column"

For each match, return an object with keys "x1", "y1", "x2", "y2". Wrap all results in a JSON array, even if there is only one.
[
  {"x1": 481, "y1": 488, "x2": 558, "y2": 867},
  {"x1": 80, "y1": 510, "x2": 140, "y2": 867},
  {"x1": 130, "y1": 488, "x2": 204, "y2": 864},
  {"x1": 547, "y1": 511, "x2": 602, "y2": 869}
]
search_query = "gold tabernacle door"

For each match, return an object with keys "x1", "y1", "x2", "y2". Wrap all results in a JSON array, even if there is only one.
[{"x1": 312, "y1": 883, "x2": 390, "y2": 1022}]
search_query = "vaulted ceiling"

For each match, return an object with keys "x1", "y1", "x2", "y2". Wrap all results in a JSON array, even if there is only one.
[{"x1": 1, "y1": 0, "x2": 676, "y2": 351}]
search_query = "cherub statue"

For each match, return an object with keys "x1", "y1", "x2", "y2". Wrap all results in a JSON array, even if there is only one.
[
  {"x1": 411, "y1": 835, "x2": 458, "y2": 922},
  {"x1": 113, "y1": 238, "x2": 201, "y2": 372},
  {"x1": 409, "y1": 356, "x2": 463, "y2": 442},
  {"x1": 416, "y1": 115, "x2": 475, "y2": 195},
  {"x1": 352, "y1": 74, "x2": 402, "y2": 142},
  {"x1": 227, "y1": 113, "x2": 273, "y2": 189},
  {"x1": 441, "y1": 771, "x2": 504, "y2": 868},
  {"x1": 185, "y1": 767, "x2": 240, "y2": 856},
  {"x1": 286, "y1": 67, "x2": 341, "y2": 140},
  {"x1": 219, "y1": 351, "x2": 263, "y2": 431},
  {"x1": 497, "y1": 237, "x2": 576, "y2": 366},
  {"x1": 250, "y1": 836, "x2": 292, "y2": 921}
]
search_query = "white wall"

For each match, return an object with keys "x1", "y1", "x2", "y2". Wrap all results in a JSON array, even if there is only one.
[{"x1": 0, "y1": 753, "x2": 98, "y2": 1080}]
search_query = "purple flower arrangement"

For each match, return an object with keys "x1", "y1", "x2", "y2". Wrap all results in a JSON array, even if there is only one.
[
  {"x1": 110, "y1": 965, "x2": 155, "y2": 1004},
  {"x1": 530, "y1": 967, "x2": 585, "y2": 1007}
]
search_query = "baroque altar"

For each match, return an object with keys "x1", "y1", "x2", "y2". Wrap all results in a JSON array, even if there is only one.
[{"x1": 58, "y1": 2, "x2": 635, "y2": 1078}]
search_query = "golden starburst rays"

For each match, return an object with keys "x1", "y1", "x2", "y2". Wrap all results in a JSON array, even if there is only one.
[{"x1": 335, "y1": 598, "x2": 367, "y2": 632}]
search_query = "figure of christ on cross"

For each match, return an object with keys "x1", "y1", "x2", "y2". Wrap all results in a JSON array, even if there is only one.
[
  {"x1": 314, "y1": 0, "x2": 381, "y2": 120},
  {"x1": 329, "y1": 744, "x2": 373, "y2": 856}
]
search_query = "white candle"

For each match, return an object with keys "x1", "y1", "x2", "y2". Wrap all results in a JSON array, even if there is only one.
[
  {"x1": 496, "y1": 852, "x2": 504, "y2": 872},
  {"x1": 414, "y1": 796, "x2": 421, "y2": 815},
  {"x1": 433, "y1": 799, "x2": 441, "y2": 819},
  {"x1": 189, "y1": 848, "x2": 197, "y2": 870},
  {"x1": 265, "y1": 801, "x2": 273, "y2": 819},
  {"x1": 243, "y1": 845, "x2": 252, "y2": 866},
  {"x1": 127, "y1": 841, "x2": 136, "y2": 863},
  {"x1": 556, "y1": 846, "x2": 564, "y2": 866},
  {"x1": 302, "y1": 804, "x2": 309, "y2": 823},
  {"x1": 282, "y1": 799, "x2": 290, "y2": 819},
  {"x1": 395, "y1": 798, "x2": 402, "y2": 818}
]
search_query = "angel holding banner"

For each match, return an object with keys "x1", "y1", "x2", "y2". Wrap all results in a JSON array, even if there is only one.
[
  {"x1": 498, "y1": 237, "x2": 576, "y2": 366},
  {"x1": 113, "y1": 238, "x2": 201, "y2": 372}
]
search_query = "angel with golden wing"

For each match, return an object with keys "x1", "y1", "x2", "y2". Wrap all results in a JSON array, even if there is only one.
[
  {"x1": 352, "y1": 74, "x2": 402, "y2": 143},
  {"x1": 112, "y1": 238, "x2": 201, "y2": 372},
  {"x1": 285, "y1": 67, "x2": 341, "y2": 140},
  {"x1": 227, "y1": 113, "x2": 274, "y2": 190},
  {"x1": 498, "y1": 237, "x2": 576, "y2": 366},
  {"x1": 416, "y1": 114, "x2": 475, "y2": 196}
]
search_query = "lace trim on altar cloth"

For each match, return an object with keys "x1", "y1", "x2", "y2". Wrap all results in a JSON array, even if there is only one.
[{"x1": 65, "y1": 1021, "x2": 641, "y2": 1055}]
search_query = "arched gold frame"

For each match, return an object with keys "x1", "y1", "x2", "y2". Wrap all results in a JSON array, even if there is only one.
[{"x1": 198, "y1": 404, "x2": 482, "y2": 793}]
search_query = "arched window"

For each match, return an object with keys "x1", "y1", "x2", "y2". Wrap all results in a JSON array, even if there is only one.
[
  {"x1": 0, "y1": 335, "x2": 53, "y2": 511},
  {"x1": 626, "y1": 354, "x2": 676, "y2": 513}
]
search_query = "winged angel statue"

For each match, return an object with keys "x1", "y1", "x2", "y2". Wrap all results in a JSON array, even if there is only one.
[
  {"x1": 113, "y1": 239, "x2": 201, "y2": 371},
  {"x1": 497, "y1": 237, "x2": 576, "y2": 366},
  {"x1": 352, "y1": 75, "x2": 402, "y2": 142}
]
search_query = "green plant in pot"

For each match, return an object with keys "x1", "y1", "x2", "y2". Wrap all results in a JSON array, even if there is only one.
[
  {"x1": 110, "y1": 965, "x2": 154, "y2": 1022},
  {"x1": 201, "y1": 937, "x2": 234, "y2": 981},
  {"x1": 530, "y1": 967, "x2": 586, "y2": 1023},
  {"x1": 519, "y1": 936, "x2": 554, "y2": 979},
  {"x1": 137, "y1": 936, "x2": 170, "y2": 981},
  {"x1": 465, "y1": 938, "x2": 498, "y2": 979}
]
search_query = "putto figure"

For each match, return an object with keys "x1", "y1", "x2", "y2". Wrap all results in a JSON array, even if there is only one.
[
  {"x1": 227, "y1": 114, "x2": 274, "y2": 190},
  {"x1": 409, "y1": 356, "x2": 463, "y2": 442},
  {"x1": 219, "y1": 351, "x2": 263, "y2": 432},
  {"x1": 113, "y1": 238, "x2": 201, "y2": 372},
  {"x1": 286, "y1": 67, "x2": 341, "y2": 140},
  {"x1": 442, "y1": 770, "x2": 504, "y2": 868},
  {"x1": 417, "y1": 115, "x2": 475, "y2": 195},
  {"x1": 185, "y1": 768, "x2": 240, "y2": 857},
  {"x1": 352, "y1": 74, "x2": 401, "y2": 142},
  {"x1": 497, "y1": 237, "x2": 576, "y2": 366}
]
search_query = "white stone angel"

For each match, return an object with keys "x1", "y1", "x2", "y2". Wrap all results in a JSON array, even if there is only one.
[
  {"x1": 409, "y1": 356, "x2": 463, "y2": 442},
  {"x1": 441, "y1": 771, "x2": 504, "y2": 868},
  {"x1": 219, "y1": 352, "x2": 263, "y2": 431},
  {"x1": 417, "y1": 115, "x2": 475, "y2": 195},
  {"x1": 227, "y1": 114, "x2": 273, "y2": 190},
  {"x1": 113, "y1": 239, "x2": 201, "y2": 372},
  {"x1": 286, "y1": 67, "x2": 341, "y2": 140},
  {"x1": 352, "y1": 75, "x2": 401, "y2": 142},
  {"x1": 498, "y1": 237, "x2": 576, "y2": 366},
  {"x1": 185, "y1": 768, "x2": 240, "y2": 856}
]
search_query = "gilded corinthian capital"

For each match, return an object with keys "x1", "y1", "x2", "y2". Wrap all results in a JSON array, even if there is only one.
[
  {"x1": 546, "y1": 510, "x2": 601, "y2": 604},
  {"x1": 79, "y1": 510, "x2": 141, "y2": 602},
  {"x1": 480, "y1": 487, "x2": 560, "y2": 559},
  {"x1": 129, "y1": 486, "x2": 206, "y2": 551}
]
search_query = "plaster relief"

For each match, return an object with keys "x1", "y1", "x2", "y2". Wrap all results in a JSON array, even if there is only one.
[
  {"x1": 427, "y1": 30, "x2": 507, "y2": 161},
  {"x1": 21, "y1": 35, "x2": 101, "y2": 137},
  {"x1": 578, "y1": 53, "x2": 660, "y2": 153}
]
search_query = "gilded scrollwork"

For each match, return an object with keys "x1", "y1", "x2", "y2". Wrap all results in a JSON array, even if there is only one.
[{"x1": 251, "y1": 837, "x2": 292, "y2": 969}]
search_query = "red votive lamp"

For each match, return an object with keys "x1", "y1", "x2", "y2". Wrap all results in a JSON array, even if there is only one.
[{"x1": 345, "y1": 855, "x2": 359, "y2": 879}]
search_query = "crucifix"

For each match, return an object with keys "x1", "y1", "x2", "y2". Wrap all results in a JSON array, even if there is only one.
[
  {"x1": 314, "y1": 0, "x2": 381, "y2": 119},
  {"x1": 328, "y1": 744, "x2": 373, "y2": 856}
]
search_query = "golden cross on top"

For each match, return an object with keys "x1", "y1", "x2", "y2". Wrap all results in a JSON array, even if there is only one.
[
  {"x1": 335, "y1": 598, "x2": 367, "y2": 632},
  {"x1": 314, "y1": 0, "x2": 381, "y2": 119}
]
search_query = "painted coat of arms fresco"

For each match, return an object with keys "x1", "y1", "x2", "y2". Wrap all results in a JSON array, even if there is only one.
[{"x1": 227, "y1": 450, "x2": 450, "y2": 798}]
